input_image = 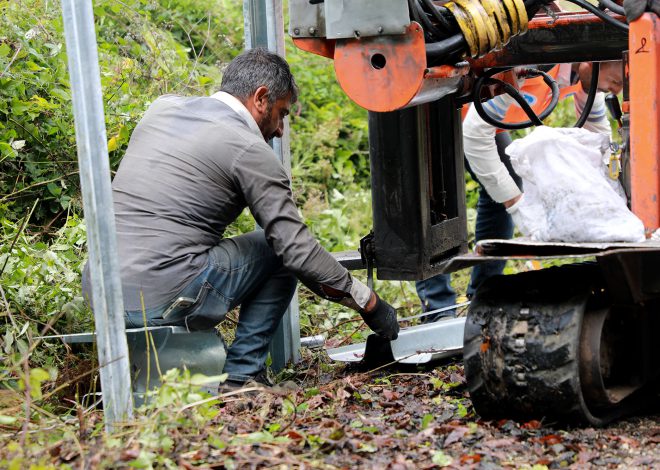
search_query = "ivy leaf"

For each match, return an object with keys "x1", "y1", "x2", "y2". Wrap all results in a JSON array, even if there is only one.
[{"x1": 46, "y1": 182, "x2": 61, "y2": 197}]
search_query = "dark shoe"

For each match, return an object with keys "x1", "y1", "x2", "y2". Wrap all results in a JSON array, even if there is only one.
[
  {"x1": 217, "y1": 370, "x2": 272, "y2": 395},
  {"x1": 217, "y1": 370, "x2": 299, "y2": 396}
]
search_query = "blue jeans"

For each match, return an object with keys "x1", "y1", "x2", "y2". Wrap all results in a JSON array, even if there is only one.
[
  {"x1": 416, "y1": 132, "x2": 521, "y2": 318},
  {"x1": 124, "y1": 231, "x2": 297, "y2": 383}
]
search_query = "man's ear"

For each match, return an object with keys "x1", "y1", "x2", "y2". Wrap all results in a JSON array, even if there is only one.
[{"x1": 253, "y1": 86, "x2": 269, "y2": 114}]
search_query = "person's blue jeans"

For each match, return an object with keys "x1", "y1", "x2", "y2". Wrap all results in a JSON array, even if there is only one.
[
  {"x1": 416, "y1": 132, "x2": 521, "y2": 319},
  {"x1": 124, "y1": 231, "x2": 297, "y2": 383}
]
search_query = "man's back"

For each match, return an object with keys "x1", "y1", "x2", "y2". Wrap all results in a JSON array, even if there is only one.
[{"x1": 112, "y1": 95, "x2": 271, "y2": 310}]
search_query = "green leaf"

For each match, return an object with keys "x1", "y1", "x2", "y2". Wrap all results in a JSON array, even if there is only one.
[
  {"x1": 46, "y1": 183, "x2": 61, "y2": 197},
  {"x1": 0, "y1": 415, "x2": 18, "y2": 425},
  {"x1": 0, "y1": 44, "x2": 11, "y2": 58},
  {"x1": 421, "y1": 413, "x2": 434, "y2": 430},
  {"x1": 432, "y1": 450, "x2": 453, "y2": 467}
]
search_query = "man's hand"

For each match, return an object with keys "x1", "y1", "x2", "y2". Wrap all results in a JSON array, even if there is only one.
[
  {"x1": 360, "y1": 293, "x2": 399, "y2": 340},
  {"x1": 503, "y1": 194, "x2": 522, "y2": 209}
]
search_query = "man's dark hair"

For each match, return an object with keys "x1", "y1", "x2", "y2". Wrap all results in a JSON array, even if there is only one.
[{"x1": 220, "y1": 48, "x2": 298, "y2": 104}]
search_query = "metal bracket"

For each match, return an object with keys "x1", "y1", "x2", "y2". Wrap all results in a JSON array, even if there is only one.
[
  {"x1": 327, "y1": 317, "x2": 465, "y2": 366},
  {"x1": 324, "y1": 0, "x2": 409, "y2": 39},
  {"x1": 289, "y1": 0, "x2": 326, "y2": 38},
  {"x1": 359, "y1": 231, "x2": 375, "y2": 288}
]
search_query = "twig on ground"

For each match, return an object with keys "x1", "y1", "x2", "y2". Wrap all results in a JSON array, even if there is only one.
[
  {"x1": 20, "y1": 340, "x2": 32, "y2": 447},
  {"x1": 335, "y1": 322, "x2": 365, "y2": 347},
  {"x1": 274, "y1": 396, "x2": 298, "y2": 437}
]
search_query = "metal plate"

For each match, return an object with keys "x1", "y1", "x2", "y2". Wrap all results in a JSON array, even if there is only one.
[
  {"x1": 332, "y1": 250, "x2": 364, "y2": 270},
  {"x1": 437, "y1": 238, "x2": 660, "y2": 274},
  {"x1": 289, "y1": 0, "x2": 326, "y2": 38},
  {"x1": 325, "y1": 0, "x2": 409, "y2": 39},
  {"x1": 326, "y1": 317, "x2": 465, "y2": 365}
]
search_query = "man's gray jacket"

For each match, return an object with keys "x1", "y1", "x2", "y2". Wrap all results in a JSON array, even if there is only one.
[{"x1": 96, "y1": 94, "x2": 354, "y2": 311}]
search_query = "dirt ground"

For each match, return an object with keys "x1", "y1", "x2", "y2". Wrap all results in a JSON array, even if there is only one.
[{"x1": 206, "y1": 355, "x2": 660, "y2": 469}]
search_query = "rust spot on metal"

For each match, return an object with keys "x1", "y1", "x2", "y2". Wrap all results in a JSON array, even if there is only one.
[{"x1": 425, "y1": 63, "x2": 470, "y2": 79}]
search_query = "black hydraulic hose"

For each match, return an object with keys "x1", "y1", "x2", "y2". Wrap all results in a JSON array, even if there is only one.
[
  {"x1": 598, "y1": 0, "x2": 626, "y2": 16},
  {"x1": 411, "y1": 0, "x2": 449, "y2": 40},
  {"x1": 473, "y1": 78, "x2": 543, "y2": 128},
  {"x1": 425, "y1": 34, "x2": 467, "y2": 60},
  {"x1": 565, "y1": 0, "x2": 629, "y2": 30},
  {"x1": 420, "y1": 0, "x2": 454, "y2": 34},
  {"x1": 422, "y1": 0, "x2": 555, "y2": 63},
  {"x1": 472, "y1": 68, "x2": 561, "y2": 130},
  {"x1": 574, "y1": 62, "x2": 600, "y2": 128}
]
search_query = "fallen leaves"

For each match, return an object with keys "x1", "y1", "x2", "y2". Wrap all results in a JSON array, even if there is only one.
[{"x1": 2, "y1": 358, "x2": 658, "y2": 469}]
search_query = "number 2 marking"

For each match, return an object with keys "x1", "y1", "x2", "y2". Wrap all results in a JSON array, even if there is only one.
[{"x1": 636, "y1": 37, "x2": 649, "y2": 54}]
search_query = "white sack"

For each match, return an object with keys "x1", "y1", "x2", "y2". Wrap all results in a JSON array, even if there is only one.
[{"x1": 505, "y1": 126, "x2": 645, "y2": 242}]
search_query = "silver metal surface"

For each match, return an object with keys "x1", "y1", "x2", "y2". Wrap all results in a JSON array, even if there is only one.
[
  {"x1": 61, "y1": 0, "x2": 132, "y2": 429},
  {"x1": 47, "y1": 327, "x2": 226, "y2": 405},
  {"x1": 289, "y1": 0, "x2": 326, "y2": 38},
  {"x1": 127, "y1": 328, "x2": 226, "y2": 403},
  {"x1": 300, "y1": 334, "x2": 326, "y2": 349},
  {"x1": 437, "y1": 238, "x2": 660, "y2": 274},
  {"x1": 244, "y1": 0, "x2": 300, "y2": 370},
  {"x1": 327, "y1": 317, "x2": 465, "y2": 364},
  {"x1": 332, "y1": 250, "x2": 364, "y2": 270},
  {"x1": 405, "y1": 76, "x2": 464, "y2": 109},
  {"x1": 324, "y1": 0, "x2": 410, "y2": 39}
]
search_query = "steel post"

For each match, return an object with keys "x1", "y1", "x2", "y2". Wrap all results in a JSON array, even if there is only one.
[
  {"x1": 243, "y1": 0, "x2": 300, "y2": 370},
  {"x1": 61, "y1": 0, "x2": 132, "y2": 429}
]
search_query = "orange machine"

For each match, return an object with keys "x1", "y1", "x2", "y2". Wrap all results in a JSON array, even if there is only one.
[{"x1": 290, "y1": 0, "x2": 659, "y2": 425}]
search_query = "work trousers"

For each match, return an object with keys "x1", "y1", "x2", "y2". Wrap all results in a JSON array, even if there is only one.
[{"x1": 124, "y1": 231, "x2": 297, "y2": 383}]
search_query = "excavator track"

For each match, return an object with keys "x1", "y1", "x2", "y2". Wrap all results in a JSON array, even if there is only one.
[{"x1": 464, "y1": 263, "x2": 658, "y2": 426}]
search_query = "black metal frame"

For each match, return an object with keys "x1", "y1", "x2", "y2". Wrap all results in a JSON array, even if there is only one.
[{"x1": 368, "y1": 95, "x2": 467, "y2": 280}]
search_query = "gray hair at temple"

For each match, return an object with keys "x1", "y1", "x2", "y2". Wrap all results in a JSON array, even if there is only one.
[{"x1": 220, "y1": 48, "x2": 298, "y2": 105}]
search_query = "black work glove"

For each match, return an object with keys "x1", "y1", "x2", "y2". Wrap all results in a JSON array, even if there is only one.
[
  {"x1": 360, "y1": 294, "x2": 400, "y2": 340},
  {"x1": 624, "y1": 0, "x2": 660, "y2": 21}
]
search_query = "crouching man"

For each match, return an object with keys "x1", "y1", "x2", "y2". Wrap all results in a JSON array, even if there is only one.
[{"x1": 82, "y1": 48, "x2": 398, "y2": 388}]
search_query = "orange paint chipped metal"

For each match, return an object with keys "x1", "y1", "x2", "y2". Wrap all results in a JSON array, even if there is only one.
[{"x1": 333, "y1": 22, "x2": 427, "y2": 112}]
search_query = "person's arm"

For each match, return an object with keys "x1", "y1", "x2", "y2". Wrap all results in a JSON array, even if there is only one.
[
  {"x1": 573, "y1": 90, "x2": 612, "y2": 136},
  {"x1": 463, "y1": 97, "x2": 522, "y2": 206},
  {"x1": 232, "y1": 142, "x2": 399, "y2": 339}
]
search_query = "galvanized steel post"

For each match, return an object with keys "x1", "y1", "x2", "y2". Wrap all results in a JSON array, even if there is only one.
[
  {"x1": 243, "y1": 0, "x2": 301, "y2": 370},
  {"x1": 61, "y1": 0, "x2": 133, "y2": 429}
]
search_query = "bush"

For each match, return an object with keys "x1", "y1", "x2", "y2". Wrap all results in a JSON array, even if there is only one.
[{"x1": 0, "y1": 0, "x2": 239, "y2": 226}]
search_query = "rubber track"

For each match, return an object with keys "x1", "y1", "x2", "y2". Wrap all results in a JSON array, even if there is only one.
[{"x1": 464, "y1": 263, "x2": 619, "y2": 425}]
